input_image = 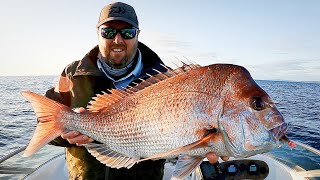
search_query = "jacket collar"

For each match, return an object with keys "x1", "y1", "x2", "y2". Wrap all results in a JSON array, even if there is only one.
[
  {"x1": 74, "y1": 45, "x2": 103, "y2": 76},
  {"x1": 73, "y1": 42, "x2": 163, "y2": 77}
]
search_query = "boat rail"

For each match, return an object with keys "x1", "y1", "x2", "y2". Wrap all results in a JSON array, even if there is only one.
[
  {"x1": 0, "y1": 146, "x2": 35, "y2": 174},
  {"x1": 0, "y1": 142, "x2": 320, "y2": 179}
]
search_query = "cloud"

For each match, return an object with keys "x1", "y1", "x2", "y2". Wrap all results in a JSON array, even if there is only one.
[
  {"x1": 140, "y1": 31, "x2": 320, "y2": 82},
  {"x1": 246, "y1": 59, "x2": 320, "y2": 81},
  {"x1": 139, "y1": 31, "x2": 193, "y2": 56}
]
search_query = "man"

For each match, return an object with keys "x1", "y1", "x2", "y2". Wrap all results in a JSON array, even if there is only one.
[{"x1": 45, "y1": 2, "x2": 227, "y2": 179}]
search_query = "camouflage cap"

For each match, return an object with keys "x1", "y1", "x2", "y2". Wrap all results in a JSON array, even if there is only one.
[{"x1": 96, "y1": 2, "x2": 139, "y2": 28}]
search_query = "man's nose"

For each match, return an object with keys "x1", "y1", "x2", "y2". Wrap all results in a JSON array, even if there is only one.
[{"x1": 113, "y1": 32, "x2": 124, "y2": 44}]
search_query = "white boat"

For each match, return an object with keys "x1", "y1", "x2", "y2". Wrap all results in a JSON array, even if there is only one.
[{"x1": 1, "y1": 141, "x2": 320, "y2": 180}]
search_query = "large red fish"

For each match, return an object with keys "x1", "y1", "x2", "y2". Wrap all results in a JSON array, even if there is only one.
[{"x1": 21, "y1": 64, "x2": 288, "y2": 179}]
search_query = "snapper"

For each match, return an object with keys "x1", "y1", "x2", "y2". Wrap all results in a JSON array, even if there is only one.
[{"x1": 21, "y1": 63, "x2": 288, "y2": 179}]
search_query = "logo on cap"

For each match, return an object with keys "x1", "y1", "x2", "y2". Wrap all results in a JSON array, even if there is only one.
[{"x1": 110, "y1": 6, "x2": 126, "y2": 15}]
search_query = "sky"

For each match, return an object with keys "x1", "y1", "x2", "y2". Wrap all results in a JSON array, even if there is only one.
[{"x1": 0, "y1": 0, "x2": 319, "y2": 81}]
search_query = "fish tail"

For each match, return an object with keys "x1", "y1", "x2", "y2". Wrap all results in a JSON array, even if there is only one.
[{"x1": 21, "y1": 91, "x2": 71, "y2": 157}]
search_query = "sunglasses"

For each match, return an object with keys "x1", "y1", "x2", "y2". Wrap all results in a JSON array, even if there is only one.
[{"x1": 100, "y1": 27, "x2": 138, "y2": 39}]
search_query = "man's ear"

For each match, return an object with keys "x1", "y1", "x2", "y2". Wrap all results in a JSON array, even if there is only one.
[{"x1": 96, "y1": 28, "x2": 100, "y2": 35}]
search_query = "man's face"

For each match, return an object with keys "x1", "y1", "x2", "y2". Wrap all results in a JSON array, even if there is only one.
[{"x1": 98, "y1": 21, "x2": 139, "y2": 68}]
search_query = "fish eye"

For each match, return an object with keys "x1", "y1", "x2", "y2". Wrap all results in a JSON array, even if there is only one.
[{"x1": 251, "y1": 96, "x2": 265, "y2": 111}]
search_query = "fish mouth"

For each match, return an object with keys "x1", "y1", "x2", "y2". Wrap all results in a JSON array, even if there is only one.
[{"x1": 270, "y1": 122, "x2": 288, "y2": 141}]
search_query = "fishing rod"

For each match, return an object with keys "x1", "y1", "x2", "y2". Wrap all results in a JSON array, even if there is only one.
[
  {"x1": 292, "y1": 140, "x2": 320, "y2": 178},
  {"x1": 284, "y1": 139, "x2": 320, "y2": 178},
  {"x1": 292, "y1": 140, "x2": 320, "y2": 157}
]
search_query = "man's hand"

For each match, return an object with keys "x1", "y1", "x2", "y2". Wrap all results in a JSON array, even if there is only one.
[
  {"x1": 61, "y1": 131, "x2": 94, "y2": 146},
  {"x1": 61, "y1": 107, "x2": 94, "y2": 146},
  {"x1": 206, "y1": 152, "x2": 229, "y2": 164}
]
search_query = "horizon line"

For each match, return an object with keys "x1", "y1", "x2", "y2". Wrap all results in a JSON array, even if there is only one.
[{"x1": 0, "y1": 74, "x2": 319, "y2": 83}]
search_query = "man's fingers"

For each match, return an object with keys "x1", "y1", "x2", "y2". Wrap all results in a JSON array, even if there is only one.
[
  {"x1": 206, "y1": 152, "x2": 219, "y2": 164},
  {"x1": 61, "y1": 131, "x2": 94, "y2": 145},
  {"x1": 76, "y1": 137, "x2": 94, "y2": 146},
  {"x1": 61, "y1": 131, "x2": 79, "y2": 139},
  {"x1": 73, "y1": 107, "x2": 87, "y2": 113},
  {"x1": 206, "y1": 153, "x2": 230, "y2": 164},
  {"x1": 221, "y1": 156, "x2": 230, "y2": 161},
  {"x1": 67, "y1": 135, "x2": 94, "y2": 145},
  {"x1": 77, "y1": 107, "x2": 86, "y2": 113}
]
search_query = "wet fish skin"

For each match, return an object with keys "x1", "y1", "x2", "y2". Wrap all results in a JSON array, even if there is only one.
[{"x1": 21, "y1": 63, "x2": 288, "y2": 179}]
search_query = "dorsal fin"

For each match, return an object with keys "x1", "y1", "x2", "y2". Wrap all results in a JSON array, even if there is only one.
[
  {"x1": 87, "y1": 90, "x2": 130, "y2": 112},
  {"x1": 87, "y1": 63, "x2": 200, "y2": 112}
]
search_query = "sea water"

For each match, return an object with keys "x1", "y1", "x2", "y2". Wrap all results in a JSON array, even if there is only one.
[{"x1": 0, "y1": 76, "x2": 319, "y2": 179}]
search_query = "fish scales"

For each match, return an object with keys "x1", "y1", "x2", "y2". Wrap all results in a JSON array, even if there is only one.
[
  {"x1": 62, "y1": 89, "x2": 219, "y2": 158},
  {"x1": 21, "y1": 64, "x2": 289, "y2": 179},
  {"x1": 57, "y1": 67, "x2": 217, "y2": 156}
]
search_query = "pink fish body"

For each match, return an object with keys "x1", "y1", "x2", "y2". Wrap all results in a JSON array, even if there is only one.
[{"x1": 22, "y1": 64, "x2": 288, "y2": 179}]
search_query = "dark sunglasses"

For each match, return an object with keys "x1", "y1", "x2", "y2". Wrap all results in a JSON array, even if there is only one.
[{"x1": 100, "y1": 27, "x2": 138, "y2": 39}]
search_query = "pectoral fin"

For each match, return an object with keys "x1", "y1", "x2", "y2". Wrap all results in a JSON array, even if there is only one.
[{"x1": 171, "y1": 155, "x2": 204, "y2": 180}]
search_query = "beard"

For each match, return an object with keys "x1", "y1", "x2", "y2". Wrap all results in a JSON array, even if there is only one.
[{"x1": 105, "y1": 41, "x2": 138, "y2": 69}]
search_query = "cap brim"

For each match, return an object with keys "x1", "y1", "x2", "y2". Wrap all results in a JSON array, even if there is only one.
[{"x1": 96, "y1": 17, "x2": 139, "y2": 28}]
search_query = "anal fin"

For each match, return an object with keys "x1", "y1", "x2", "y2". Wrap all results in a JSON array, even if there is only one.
[{"x1": 83, "y1": 143, "x2": 139, "y2": 169}]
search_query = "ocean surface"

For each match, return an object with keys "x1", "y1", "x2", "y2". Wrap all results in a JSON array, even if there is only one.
[{"x1": 0, "y1": 76, "x2": 319, "y2": 179}]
